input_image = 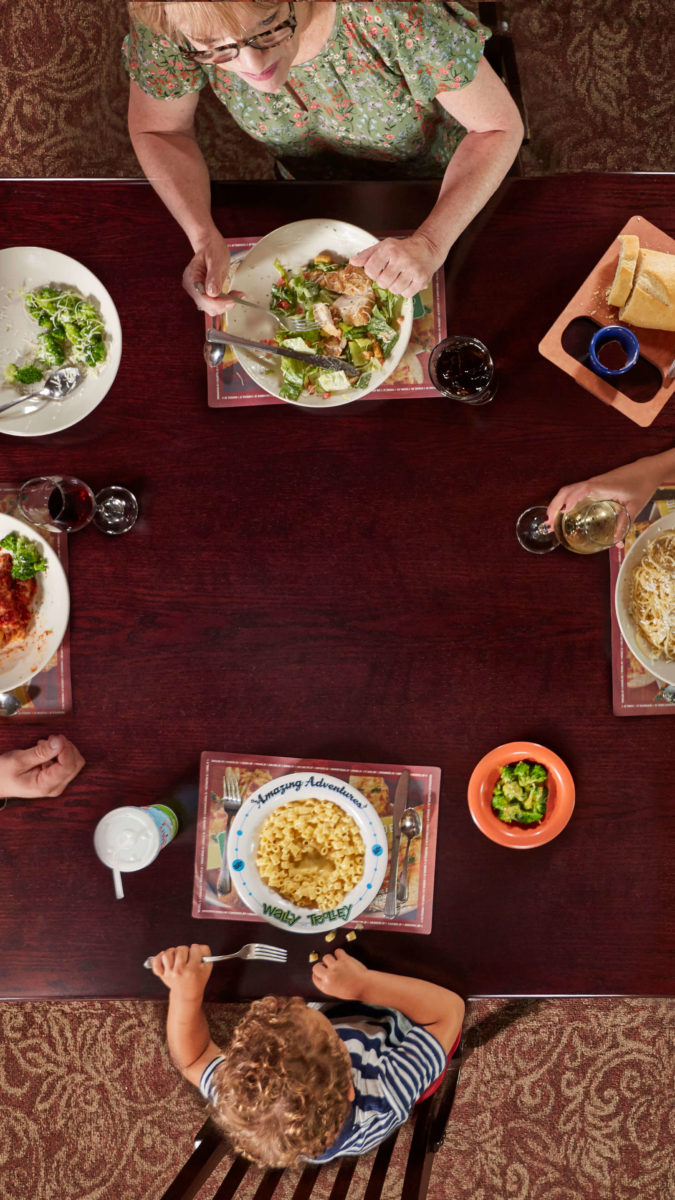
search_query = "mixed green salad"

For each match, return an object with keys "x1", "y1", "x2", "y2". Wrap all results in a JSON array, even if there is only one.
[
  {"x1": 491, "y1": 760, "x2": 549, "y2": 826},
  {"x1": 270, "y1": 256, "x2": 403, "y2": 402},
  {"x1": 4, "y1": 286, "x2": 106, "y2": 389},
  {"x1": 0, "y1": 532, "x2": 48, "y2": 581}
]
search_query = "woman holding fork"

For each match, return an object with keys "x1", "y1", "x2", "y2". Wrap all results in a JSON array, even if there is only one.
[{"x1": 124, "y1": 2, "x2": 523, "y2": 314}]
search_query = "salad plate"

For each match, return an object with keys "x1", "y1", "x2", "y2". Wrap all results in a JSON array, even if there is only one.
[
  {"x1": 227, "y1": 219, "x2": 414, "y2": 408},
  {"x1": 468, "y1": 742, "x2": 575, "y2": 849},
  {"x1": 226, "y1": 771, "x2": 388, "y2": 932},
  {"x1": 0, "y1": 246, "x2": 122, "y2": 437},
  {"x1": 615, "y1": 511, "x2": 675, "y2": 687},
  {"x1": 0, "y1": 514, "x2": 69, "y2": 692}
]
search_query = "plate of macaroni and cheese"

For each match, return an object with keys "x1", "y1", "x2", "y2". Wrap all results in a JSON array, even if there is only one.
[{"x1": 226, "y1": 771, "x2": 388, "y2": 933}]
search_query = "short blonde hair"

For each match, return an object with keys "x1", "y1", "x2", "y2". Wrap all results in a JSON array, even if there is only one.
[
  {"x1": 128, "y1": 2, "x2": 283, "y2": 44},
  {"x1": 211, "y1": 996, "x2": 352, "y2": 1167}
]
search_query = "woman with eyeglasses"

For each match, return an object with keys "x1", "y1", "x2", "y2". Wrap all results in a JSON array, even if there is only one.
[{"x1": 124, "y1": 2, "x2": 523, "y2": 313}]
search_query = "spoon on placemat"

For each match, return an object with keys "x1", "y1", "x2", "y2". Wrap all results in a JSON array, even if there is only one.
[
  {"x1": 0, "y1": 367, "x2": 82, "y2": 415},
  {"x1": 396, "y1": 808, "x2": 422, "y2": 903},
  {"x1": 0, "y1": 692, "x2": 22, "y2": 717}
]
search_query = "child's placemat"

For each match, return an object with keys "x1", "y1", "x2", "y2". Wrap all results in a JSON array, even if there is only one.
[
  {"x1": 610, "y1": 484, "x2": 675, "y2": 713},
  {"x1": 193, "y1": 751, "x2": 440, "y2": 933},
  {"x1": 539, "y1": 216, "x2": 675, "y2": 427},
  {"x1": 0, "y1": 487, "x2": 71, "y2": 716},
  {"x1": 206, "y1": 234, "x2": 447, "y2": 407}
]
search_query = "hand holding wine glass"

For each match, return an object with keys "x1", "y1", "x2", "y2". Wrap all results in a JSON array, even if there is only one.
[
  {"x1": 517, "y1": 496, "x2": 631, "y2": 555},
  {"x1": 18, "y1": 476, "x2": 138, "y2": 535}
]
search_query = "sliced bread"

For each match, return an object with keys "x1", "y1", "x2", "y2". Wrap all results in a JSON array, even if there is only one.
[
  {"x1": 607, "y1": 234, "x2": 640, "y2": 306},
  {"x1": 619, "y1": 247, "x2": 675, "y2": 331}
]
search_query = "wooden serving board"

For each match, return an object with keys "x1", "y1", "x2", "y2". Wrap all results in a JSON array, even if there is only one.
[{"x1": 539, "y1": 215, "x2": 675, "y2": 427}]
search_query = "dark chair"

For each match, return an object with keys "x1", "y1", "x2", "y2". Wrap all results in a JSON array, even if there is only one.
[{"x1": 159, "y1": 1040, "x2": 464, "y2": 1200}]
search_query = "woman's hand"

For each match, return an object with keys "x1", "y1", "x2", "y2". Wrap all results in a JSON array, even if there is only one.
[
  {"x1": 151, "y1": 944, "x2": 213, "y2": 1000},
  {"x1": 350, "y1": 230, "x2": 443, "y2": 297},
  {"x1": 0, "y1": 735, "x2": 84, "y2": 799},
  {"x1": 182, "y1": 233, "x2": 235, "y2": 316},
  {"x1": 546, "y1": 457, "x2": 666, "y2": 528},
  {"x1": 312, "y1": 948, "x2": 369, "y2": 1000}
]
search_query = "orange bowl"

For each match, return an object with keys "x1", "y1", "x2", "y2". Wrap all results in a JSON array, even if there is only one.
[{"x1": 467, "y1": 742, "x2": 575, "y2": 849}]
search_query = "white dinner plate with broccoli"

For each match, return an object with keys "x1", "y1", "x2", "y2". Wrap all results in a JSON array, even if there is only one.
[
  {"x1": 0, "y1": 246, "x2": 122, "y2": 437},
  {"x1": 227, "y1": 219, "x2": 414, "y2": 408}
]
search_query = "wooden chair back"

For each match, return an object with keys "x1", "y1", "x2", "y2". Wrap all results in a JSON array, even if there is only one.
[{"x1": 159, "y1": 1042, "x2": 463, "y2": 1200}]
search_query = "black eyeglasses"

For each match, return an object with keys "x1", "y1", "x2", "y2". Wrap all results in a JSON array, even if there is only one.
[{"x1": 183, "y1": 3, "x2": 297, "y2": 65}]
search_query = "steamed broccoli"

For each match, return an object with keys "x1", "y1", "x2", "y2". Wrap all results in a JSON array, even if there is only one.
[
  {"x1": 3, "y1": 286, "x2": 107, "y2": 389},
  {"x1": 4, "y1": 363, "x2": 43, "y2": 386},
  {"x1": 491, "y1": 760, "x2": 548, "y2": 826},
  {"x1": 37, "y1": 330, "x2": 66, "y2": 366}
]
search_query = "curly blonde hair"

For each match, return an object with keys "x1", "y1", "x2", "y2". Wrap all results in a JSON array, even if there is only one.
[
  {"x1": 211, "y1": 996, "x2": 352, "y2": 1167},
  {"x1": 128, "y1": 2, "x2": 283, "y2": 44}
]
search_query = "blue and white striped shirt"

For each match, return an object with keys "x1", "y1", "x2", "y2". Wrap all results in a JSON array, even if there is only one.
[
  {"x1": 199, "y1": 1001, "x2": 446, "y2": 1163},
  {"x1": 308, "y1": 1001, "x2": 446, "y2": 1161}
]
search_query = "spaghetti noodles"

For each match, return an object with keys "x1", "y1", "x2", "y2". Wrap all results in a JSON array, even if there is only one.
[{"x1": 630, "y1": 530, "x2": 675, "y2": 660}]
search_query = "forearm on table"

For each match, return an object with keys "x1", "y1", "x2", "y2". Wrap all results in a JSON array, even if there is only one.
[
  {"x1": 358, "y1": 970, "x2": 465, "y2": 1036},
  {"x1": 166, "y1": 992, "x2": 212, "y2": 1071},
  {"x1": 637, "y1": 446, "x2": 675, "y2": 485},
  {"x1": 130, "y1": 130, "x2": 219, "y2": 251},
  {"x1": 416, "y1": 126, "x2": 522, "y2": 260}
]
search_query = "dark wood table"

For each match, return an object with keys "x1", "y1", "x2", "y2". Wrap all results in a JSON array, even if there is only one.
[{"x1": 1, "y1": 174, "x2": 673, "y2": 1001}]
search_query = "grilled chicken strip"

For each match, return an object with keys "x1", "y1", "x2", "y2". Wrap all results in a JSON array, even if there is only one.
[
  {"x1": 313, "y1": 302, "x2": 342, "y2": 340},
  {"x1": 322, "y1": 264, "x2": 375, "y2": 298},
  {"x1": 331, "y1": 292, "x2": 374, "y2": 327}
]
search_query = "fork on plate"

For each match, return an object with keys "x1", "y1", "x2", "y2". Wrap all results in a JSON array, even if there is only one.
[
  {"x1": 216, "y1": 766, "x2": 244, "y2": 897},
  {"x1": 143, "y1": 943, "x2": 287, "y2": 969},
  {"x1": 194, "y1": 285, "x2": 318, "y2": 333}
]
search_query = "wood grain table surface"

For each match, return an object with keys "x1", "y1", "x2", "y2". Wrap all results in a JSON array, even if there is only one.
[{"x1": 0, "y1": 173, "x2": 673, "y2": 1001}]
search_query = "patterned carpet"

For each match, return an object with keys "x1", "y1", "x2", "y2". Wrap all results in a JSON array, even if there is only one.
[
  {"x1": 1, "y1": 0, "x2": 673, "y2": 179},
  {"x1": 1, "y1": 997, "x2": 673, "y2": 1200}
]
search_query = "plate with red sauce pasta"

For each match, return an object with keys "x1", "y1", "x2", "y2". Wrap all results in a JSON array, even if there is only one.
[{"x1": 0, "y1": 514, "x2": 69, "y2": 691}]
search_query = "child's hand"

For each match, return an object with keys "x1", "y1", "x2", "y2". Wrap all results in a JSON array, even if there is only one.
[
  {"x1": 312, "y1": 948, "x2": 368, "y2": 1000},
  {"x1": 151, "y1": 944, "x2": 213, "y2": 1001}
]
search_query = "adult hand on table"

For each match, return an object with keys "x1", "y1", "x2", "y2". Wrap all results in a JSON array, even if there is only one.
[
  {"x1": 182, "y1": 232, "x2": 236, "y2": 317},
  {"x1": 546, "y1": 452, "x2": 675, "y2": 528},
  {"x1": 0, "y1": 735, "x2": 84, "y2": 800},
  {"x1": 350, "y1": 230, "x2": 443, "y2": 298}
]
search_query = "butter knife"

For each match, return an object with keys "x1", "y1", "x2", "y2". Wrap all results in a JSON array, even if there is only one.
[
  {"x1": 205, "y1": 327, "x2": 360, "y2": 377},
  {"x1": 384, "y1": 769, "x2": 410, "y2": 918}
]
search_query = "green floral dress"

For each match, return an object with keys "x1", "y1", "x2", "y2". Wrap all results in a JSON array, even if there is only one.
[{"x1": 123, "y1": 3, "x2": 488, "y2": 178}]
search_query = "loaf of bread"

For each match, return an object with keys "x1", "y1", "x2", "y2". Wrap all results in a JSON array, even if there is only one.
[
  {"x1": 618, "y1": 246, "x2": 675, "y2": 331},
  {"x1": 607, "y1": 234, "x2": 639, "y2": 306}
]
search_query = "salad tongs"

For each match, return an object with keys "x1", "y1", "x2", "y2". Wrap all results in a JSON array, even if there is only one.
[{"x1": 205, "y1": 328, "x2": 361, "y2": 377}]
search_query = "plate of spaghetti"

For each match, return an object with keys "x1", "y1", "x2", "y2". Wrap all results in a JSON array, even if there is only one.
[
  {"x1": 0, "y1": 514, "x2": 69, "y2": 691},
  {"x1": 615, "y1": 511, "x2": 675, "y2": 686}
]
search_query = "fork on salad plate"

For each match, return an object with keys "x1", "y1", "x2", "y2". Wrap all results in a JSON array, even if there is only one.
[{"x1": 194, "y1": 284, "x2": 318, "y2": 333}]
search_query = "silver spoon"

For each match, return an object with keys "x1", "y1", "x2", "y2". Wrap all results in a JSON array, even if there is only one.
[
  {"x1": 396, "y1": 808, "x2": 422, "y2": 903},
  {"x1": 0, "y1": 692, "x2": 22, "y2": 717},
  {"x1": 0, "y1": 367, "x2": 83, "y2": 415},
  {"x1": 204, "y1": 339, "x2": 226, "y2": 369}
]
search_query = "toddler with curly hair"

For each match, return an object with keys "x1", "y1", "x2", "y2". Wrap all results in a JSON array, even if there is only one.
[{"x1": 151, "y1": 944, "x2": 464, "y2": 1167}]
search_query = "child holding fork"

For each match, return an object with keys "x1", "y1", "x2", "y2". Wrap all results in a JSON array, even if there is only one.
[{"x1": 151, "y1": 943, "x2": 464, "y2": 1167}]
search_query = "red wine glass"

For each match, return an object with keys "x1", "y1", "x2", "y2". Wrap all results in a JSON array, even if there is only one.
[{"x1": 18, "y1": 476, "x2": 138, "y2": 535}]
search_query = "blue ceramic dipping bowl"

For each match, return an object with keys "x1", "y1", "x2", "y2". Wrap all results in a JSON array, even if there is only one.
[{"x1": 588, "y1": 325, "x2": 640, "y2": 378}]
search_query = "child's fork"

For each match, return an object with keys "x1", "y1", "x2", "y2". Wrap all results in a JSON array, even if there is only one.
[{"x1": 143, "y1": 944, "x2": 287, "y2": 969}]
